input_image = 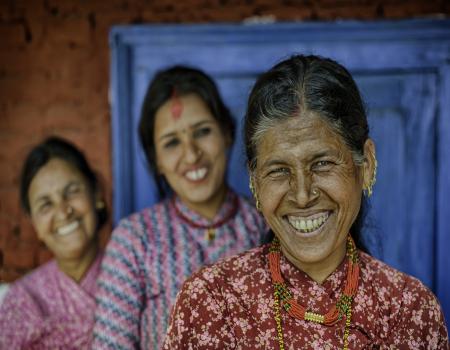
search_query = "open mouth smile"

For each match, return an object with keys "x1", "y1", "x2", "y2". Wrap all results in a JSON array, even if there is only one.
[
  {"x1": 287, "y1": 212, "x2": 330, "y2": 233},
  {"x1": 56, "y1": 220, "x2": 80, "y2": 236},
  {"x1": 185, "y1": 167, "x2": 208, "y2": 181}
]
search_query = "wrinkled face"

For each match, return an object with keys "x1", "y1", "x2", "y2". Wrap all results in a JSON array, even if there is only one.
[
  {"x1": 253, "y1": 112, "x2": 373, "y2": 269},
  {"x1": 28, "y1": 158, "x2": 98, "y2": 262},
  {"x1": 154, "y1": 93, "x2": 230, "y2": 214}
]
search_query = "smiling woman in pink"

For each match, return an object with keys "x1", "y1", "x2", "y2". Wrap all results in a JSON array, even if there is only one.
[
  {"x1": 163, "y1": 55, "x2": 449, "y2": 349},
  {"x1": 92, "y1": 66, "x2": 266, "y2": 349},
  {"x1": 0, "y1": 137, "x2": 107, "y2": 349}
]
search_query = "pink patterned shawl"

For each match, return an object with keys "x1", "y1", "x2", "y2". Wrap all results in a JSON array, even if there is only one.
[{"x1": 0, "y1": 253, "x2": 102, "y2": 349}]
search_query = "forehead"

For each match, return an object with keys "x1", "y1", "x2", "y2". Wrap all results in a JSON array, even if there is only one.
[
  {"x1": 256, "y1": 113, "x2": 349, "y2": 164},
  {"x1": 154, "y1": 93, "x2": 216, "y2": 135},
  {"x1": 28, "y1": 158, "x2": 86, "y2": 198}
]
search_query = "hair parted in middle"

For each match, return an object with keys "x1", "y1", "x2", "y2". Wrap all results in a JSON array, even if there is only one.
[
  {"x1": 139, "y1": 65, "x2": 235, "y2": 199},
  {"x1": 244, "y1": 54, "x2": 370, "y2": 252}
]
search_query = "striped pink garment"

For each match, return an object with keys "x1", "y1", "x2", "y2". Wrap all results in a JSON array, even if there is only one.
[
  {"x1": 92, "y1": 190, "x2": 267, "y2": 349},
  {"x1": 0, "y1": 253, "x2": 102, "y2": 349}
]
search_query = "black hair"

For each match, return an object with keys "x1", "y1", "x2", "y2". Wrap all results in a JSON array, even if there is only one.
[
  {"x1": 20, "y1": 136, "x2": 107, "y2": 230},
  {"x1": 245, "y1": 54, "x2": 370, "y2": 252},
  {"x1": 139, "y1": 65, "x2": 235, "y2": 199}
]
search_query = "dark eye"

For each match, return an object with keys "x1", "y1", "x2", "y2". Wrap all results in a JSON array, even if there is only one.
[
  {"x1": 312, "y1": 160, "x2": 334, "y2": 171},
  {"x1": 268, "y1": 167, "x2": 290, "y2": 178},
  {"x1": 37, "y1": 201, "x2": 52, "y2": 214},
  {"x1": 193, "y1": 127, "x2": 211, "y2": 138},
  {"x1": 65, "y1": 184, "x2": 83, "y2": 198},
  {"x1": 164, "y1": 138, "x2": 180, "y2": 149}
]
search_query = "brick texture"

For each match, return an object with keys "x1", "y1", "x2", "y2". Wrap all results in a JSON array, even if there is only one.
[{"x1": 0, "y1": 0, "x2": 448, "y2": 282}]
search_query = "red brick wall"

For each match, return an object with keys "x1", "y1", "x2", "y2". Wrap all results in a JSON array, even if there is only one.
[{"x1": 0, "y1": 0, "x2": 448, "y2": 282}]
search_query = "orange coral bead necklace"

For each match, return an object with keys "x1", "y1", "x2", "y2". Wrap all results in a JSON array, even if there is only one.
[{"x1": 268, "y1": 235, "x2": 360, "y2": 350}]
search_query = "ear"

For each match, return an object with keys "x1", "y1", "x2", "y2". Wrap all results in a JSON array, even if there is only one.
[
  {"x1": 362, "y1": 138, "x2": 376, "y2": 190},
  {"x1": 94, "y1": 188, "x2": 105, "y2": 209}
]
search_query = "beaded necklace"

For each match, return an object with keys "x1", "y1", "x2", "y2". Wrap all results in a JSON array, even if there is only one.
[
  {"x1": 172, "y1": 195, "x2": 238, "y2": 241},
  {"x1": 268, "y1": 235, "x2": 359, "y2": 350}
]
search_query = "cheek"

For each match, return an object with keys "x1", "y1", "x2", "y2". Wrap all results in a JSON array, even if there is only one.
[
  {"x1": 31, "y1": 215, "x2": 50, "y2": 240},
  {"x1": 204, "y1": 137, "x2": 226, "y2": 157},
  {"x1": 258, "y1": 180, "x2": 287, "y2": 212},
  {"x1": 156, "y1": 149, "x2": 180, "y2": 174}
]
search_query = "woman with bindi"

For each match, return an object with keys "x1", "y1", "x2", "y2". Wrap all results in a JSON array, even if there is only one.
[
  {"x1": 163, "y1": 55, "x2": 449, "y2": 349},
  {"x1": 92, "y1": 66, "x2": 267, "y2": 349},
  {"x1": 0, "y1": 137, "x2": 107, "y2": 349}
]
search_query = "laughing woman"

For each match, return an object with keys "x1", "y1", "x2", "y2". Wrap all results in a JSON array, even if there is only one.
[
  {"x1": 92, "y1": 66, "x2": 266, "y2": 349},
  {"x1": 0, "y1": 137, "x2": 107, "y2": 349},
  {"x1": 163, "y1": 55, "x2": 449, "y2": 349}
]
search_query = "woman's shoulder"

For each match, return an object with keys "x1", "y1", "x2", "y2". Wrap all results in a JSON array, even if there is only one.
[
  {"x1": 112, "y1": 199, "x2": 172, "y2": 237},
  {"x1": 359, "y1": 252, "x2": 439, "y2": 305},
  {"x1": 0, "y1": 260, "x2": 57, "y2": 317},
  {"x1": 117, "y1": 199, "x2": 170, "y2": 226},
  {"x1": 182, "y1": 244, "x2": 268, "y2": 290},
  {"x1": 11, "y1": 260, "x2": 58, "y2": 291}
]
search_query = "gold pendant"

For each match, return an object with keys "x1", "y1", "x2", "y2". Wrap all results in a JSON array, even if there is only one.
[{"x1": 205, "y1": 228, "x2": 215, "y2": 241}]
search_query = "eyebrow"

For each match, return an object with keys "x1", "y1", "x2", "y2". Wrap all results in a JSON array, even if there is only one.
[
  {"x1": 260, "y1": 149, "x2": 339, "y2": 169},
  {"x1": 158, "y1": 120, "x2": 214, "y2": 142}
]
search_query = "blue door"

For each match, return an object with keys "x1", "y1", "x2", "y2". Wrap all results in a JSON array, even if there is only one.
[{"x1": 110, "y1": 20, "x2": 450, "y2": 321}]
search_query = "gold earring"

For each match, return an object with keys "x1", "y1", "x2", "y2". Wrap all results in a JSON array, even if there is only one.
[
  {"x1": 96, "y1": 200, "x2": 105, "y2": 209},
  {"x1": 249, "y1": 177, "x2": 261, "y2": 211},
  {"x1": 365, "y1": 159, "x2": 377, "y2": 197}
]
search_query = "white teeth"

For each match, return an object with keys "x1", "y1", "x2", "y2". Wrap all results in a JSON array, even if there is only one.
[
  {"x1": 185, "y1": 168, "x2": 207, "y2": 181},
  {"x1": 57, "y1": 221, "x2": 80, "y2": 236},
  {"x1": 288, "y1": 213, "x2": 329, "y2": 233}
]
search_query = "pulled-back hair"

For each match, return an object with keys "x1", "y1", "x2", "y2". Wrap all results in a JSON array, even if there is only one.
[
  {"x1": 139, "y1": 65, "x2": 235, "y2": 199},
  {"x1": 244, "y1": 54, "x2": 370, "y2": 252}
]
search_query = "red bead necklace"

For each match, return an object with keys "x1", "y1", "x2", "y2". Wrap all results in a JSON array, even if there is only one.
[{"x1": 269, "y1": 235, "x2": 360, "y2": 350}]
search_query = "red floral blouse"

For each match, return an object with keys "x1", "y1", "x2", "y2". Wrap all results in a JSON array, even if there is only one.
[{"x1": 164, "y1": 244, "x2": 449, "y2": 349}]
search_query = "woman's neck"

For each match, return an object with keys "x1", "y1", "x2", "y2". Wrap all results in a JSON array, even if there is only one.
[
  {"x1": 281, "y1": 242, "x2": 347, "y2": 284},
  {"x1": 57, "y1": 242, "x2": 99, "y2": 282},
  {"x1": 182, "y1": 185, "x2": 228, "y2": 220}
]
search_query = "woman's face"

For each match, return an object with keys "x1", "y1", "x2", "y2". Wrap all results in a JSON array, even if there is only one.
[
  {"x1": 28, "y1": 158, "x2": 98, "y2": 263},
  {"x1": 154, "y1": 93, "x2": 230, "y2": 216},
  {"x1": 253, "y1": 112, "x2": 374, "y2": 270}
]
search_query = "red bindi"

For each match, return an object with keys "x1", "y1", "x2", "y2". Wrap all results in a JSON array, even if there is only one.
[{"x1": 170, "y1": 90, "x2": 183, "y2": 120}]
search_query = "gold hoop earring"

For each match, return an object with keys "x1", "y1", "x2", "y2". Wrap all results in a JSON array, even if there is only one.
[
  {"x1": 249, "y1": 177, "x2": 261, "y2": 211},
  {"x1": 96, "y1": 200, "x2": 105, "y2": 209},
  {"x1": 365, "y1": 159, "x2": 377, "y2": 197}
]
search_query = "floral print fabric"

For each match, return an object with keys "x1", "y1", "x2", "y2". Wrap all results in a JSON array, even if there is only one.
[
  {"x1": 164, "y1": 244, "x2": 449, "y2": 349},
  {"x1": 0, "y1": 254, "x2": 102, "y2": 350}
]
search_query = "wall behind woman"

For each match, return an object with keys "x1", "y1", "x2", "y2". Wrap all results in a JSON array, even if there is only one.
[{"x1": 0, "y1": 0, "x2": 448, "y2": 282}]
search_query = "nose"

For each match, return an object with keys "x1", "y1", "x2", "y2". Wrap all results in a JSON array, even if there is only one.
[
  {"x1": 289, "y1": 171, "x2": 318, "y2": 207},
  {"x1": 55, "y1": 200, "x2": 73, "y2": 220},
  {"x1": 183, "y1": 139, "x2": 202, "y2": 164}
]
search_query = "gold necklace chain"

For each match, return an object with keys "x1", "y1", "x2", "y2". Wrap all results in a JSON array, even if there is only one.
[{"x1": 270, "y1": 237, "x2": 358, "y2": 350}]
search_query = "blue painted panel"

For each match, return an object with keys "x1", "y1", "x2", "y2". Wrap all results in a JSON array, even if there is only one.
[{"x1": 110, "y1": 20, "x2": 450, "y2": 322}]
